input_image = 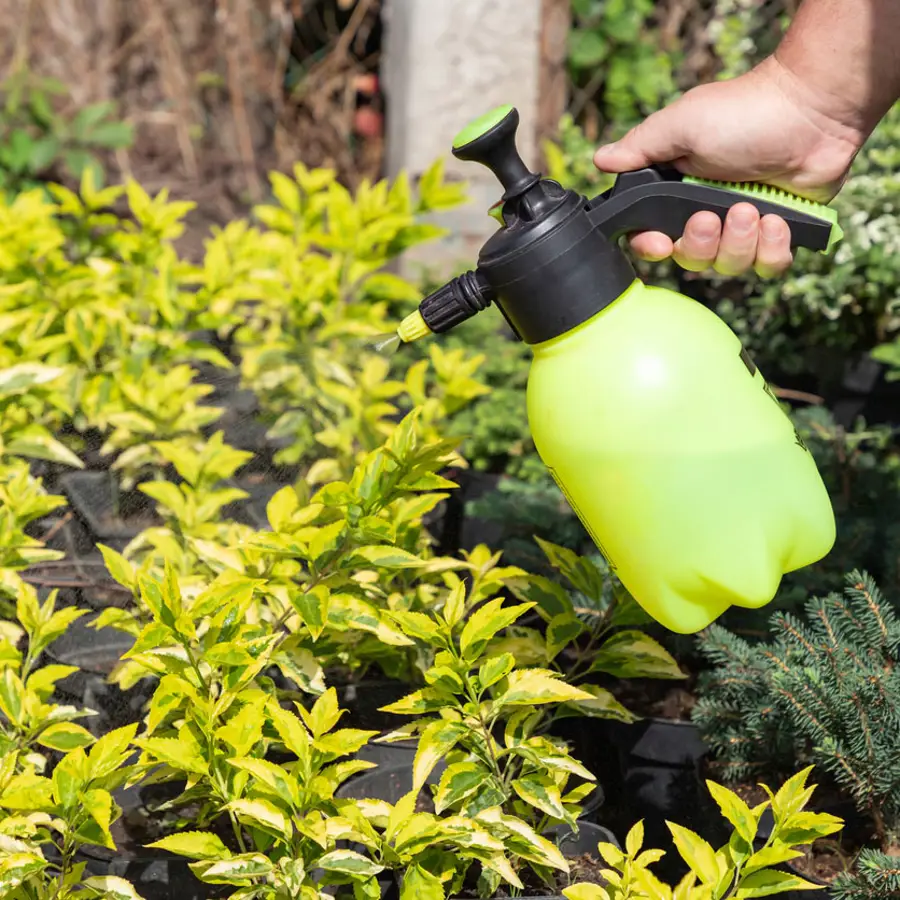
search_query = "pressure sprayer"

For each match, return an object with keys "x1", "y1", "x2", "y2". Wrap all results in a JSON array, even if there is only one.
[{"x1": 395, "y1": 104, "x2": 845, "y2": 635}]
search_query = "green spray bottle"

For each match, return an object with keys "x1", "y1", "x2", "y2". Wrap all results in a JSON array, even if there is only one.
[{"x1": 397, "y1": 105, "x2": 843, "y2": 635}]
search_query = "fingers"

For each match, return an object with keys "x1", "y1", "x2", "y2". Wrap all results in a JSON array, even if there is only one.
[
  {"x1": 625, "y1": 206, "x2": 794, "y2": 277},
  {"x1": 754, "y1": 215, "x2": 794, "y2": 277},
  {"x1": 594, "y1": 104, "x2": 689, "y2": 173},
  {"x1": 629, "y1": 231, "x2": 675, "y2": 261},
  {"x1": 673, "y1": 211, "x2": 722, "y2": 272}
]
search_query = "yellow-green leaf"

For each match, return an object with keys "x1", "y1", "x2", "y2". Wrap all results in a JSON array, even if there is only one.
[
  {"x1": 706, "y1": 780, "x2": 758, "y2": 845},
  {"x1": 497, "y1": 669, "x2": 593, "y2": 707},
  {"x1": 667, "y1": 822, "x2": 720, "y2": 885},
  {"x1": 512, "y1": 775, "x2": 568, "y2": 822},
  {"x1": 317, "y1": 849, "x2": 384, "y2": 878},
  {"x1": 37, "y1": 722, "x2": 95, "y2": 752},
  {"x1": 81, "y1": 875, "x2": 144, "y2": 899},
  {"x1": 591, "y1": 630, "x2": 685, "y2": 680},
  {"x1": 459, "y1": 599, "x2": 534, "y2": 662},
  {"x1": 401, "y1": 864, "x2": 444, "y2": 900},
  {"x1": 434, "y1": 762, "x2": 489, "y2": 814},
  {"x1": 734, "y1": 869, "x2": 823, "y2": 896},
  {"x1": 227, "y1": 798, "x2": 290, "y2": 835},
  {"x1": 413, "y1": 719, "x2": 466, "y2": 791},
  {"x1": 147, "y1": 831, "x2": 231, "y2": 860},
  {"x1": 353, "y1": 545, "x2": 424, "y2": 568}
]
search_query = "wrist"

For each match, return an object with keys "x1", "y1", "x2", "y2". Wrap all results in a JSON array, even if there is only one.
[
  {"x1": 768, "y1": 45, "x2": 879, "y2": 146},
  {"x1": 758, "y1": 54, "x2": 869, "y2": 157}
]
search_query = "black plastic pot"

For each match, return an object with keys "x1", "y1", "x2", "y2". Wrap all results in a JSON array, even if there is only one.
[
  {"x1": 77, "y1": 780, "x2": 220, "y2": 900},
  {"x1": 45, "y1": 616, "x2": 153, "y2": 736},
  {"x1": 61, "y1": 470, "x2": 161, "y2": 548}
]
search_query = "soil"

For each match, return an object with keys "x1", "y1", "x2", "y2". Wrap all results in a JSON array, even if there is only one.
[
  {"x1": 453, "y1": 851, "x2": 607, "y2": 898},
  {"x1": 607, "y1": 676, "x2": 698, "y2": 721},
  {"x1": 789, "y1": 841, "x2": 853, "y2": 884}
]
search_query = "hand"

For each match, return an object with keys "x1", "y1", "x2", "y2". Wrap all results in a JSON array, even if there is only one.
[{"x1": 593, "y1": 56, "x2": 862, "y2": 277}]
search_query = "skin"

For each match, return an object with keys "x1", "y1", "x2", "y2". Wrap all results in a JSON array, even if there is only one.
[{"x1": 593, "y1": 0, "x2": 900, "y2": 277}]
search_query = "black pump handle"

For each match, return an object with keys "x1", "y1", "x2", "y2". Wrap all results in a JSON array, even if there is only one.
[{"x1": 587, "y1": 166, "x2": 841, "y2": 254}]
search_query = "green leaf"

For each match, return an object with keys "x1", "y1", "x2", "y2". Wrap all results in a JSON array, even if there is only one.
[
  {"x1": 568, "y1": 29, "x2": 609, "y2": 68},
  {"x1": 81, "y1": 875, "x2": 145, "y2": 899},
  {"x1": 137, "y1": 736, "x2": 207, "y2": 775},
  {"x1": 290, "y1": 585, "x2": 330, "y2": 641},
  {"x1": 400, "y1": 864, "x2": 444, "y2": 900},
  {"x1": 546, "y1": 613, "x2": 585, "y2": 660},
  {"x1": 478, "y1": 653, "x2": 515, "y2": 691},
  {"x1": 433, "y1": 762, "x2": 489, "y2": 814},
  {"x1": 667, "y1": 821, "x2": 720, "y2": 885},
  {"x1": 227, "y1": 798, "x2": 290, "y2": 835},
  {"x1": 37, "y1": 722, "x2": 95, "y2": 751},
  {"x1": 512, "y1": 774, "x2": 568, "y2": 821},
  {"x1": 304, "y1": 687, "x2": 344, "y2": 739},
  {"x1": 266, "y1": 485, "x2": 299, "y2": 532},
  {"x1": 497, "y1": 669, "x2": 593, "y2": 706},
  {"x1": 379, "y1": 688, "x2": 446, "y2": 715},
  {"x1": 353, "y1": 545, "x2": 424, "y2": 568},
  {"x1": 442, "y1": 582, "x2": 466, "y2": 629},
  {"x1": 191, "y1": 854, "x2": 273, "y2": 884},
  {"x1": 228, "y1": 758, "x2": 300, "y2": 808},
  {"x1": 0, "y1": 669, "x2": 24, "y2": 725},
  {"x1": 388, "y1": 610, "x2": 447, "y2": 646},
  {"x1": 98, "y1": 544, "x2": 135, "y2": 590},
  {"x1": 80, "y1": 788, "x2": 114, "y2": 848},
  {"x1": 563, "y1": 886, "x2": 610, "y2": 900},
  {"x1": 734, "y1": 869, "x2": 823, "y2": 896},
  {"x1": 562, "y1": 684, "x2": 638, "y2": 722},
  {"x1": 147, "y1": 831, "x2": 232, "y2": 860},
  {"x1": 706, "y1": 780, "x2": 758, "y2": 845},
  {"x1": 459, "y1": 599, "x2": 535, "y2": 662},
  {"x1": 590, "y1": 630, "x2": 685, "y2": 679},
  {"x1": 743, "y1": 842, "x2": 804, "y2": 875},
  {"x1": 267, "y1": 700, "x2": 311, "y2": 765},
  {"x1": 413, "y1": 719, "x2": 466, "y2": 790},
  {"x1": 535, "y1": 538, "x2": 606, "y2": 600},
  {"x1": 317, "y1": 850, "x2": 384, "y2": 878}
]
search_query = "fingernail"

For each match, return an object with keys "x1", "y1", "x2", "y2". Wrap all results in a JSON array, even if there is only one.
[
  {"x1": 731, "y1": 209, "x2": 756, "y2": 234},
  {"x1": 594, "y1": 142, "x2": 618, "y2": 158},
  {"x1": 693, "y1": 219, "x2": 719, "y2": 241},
  {"x1": 761, "y1": 217, "x2": 784, "y2": 241}
]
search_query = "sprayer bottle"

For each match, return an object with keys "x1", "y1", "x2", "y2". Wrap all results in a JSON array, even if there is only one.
[{"x1": 397, "y1": 105, "x2": 843, "y2": 634}]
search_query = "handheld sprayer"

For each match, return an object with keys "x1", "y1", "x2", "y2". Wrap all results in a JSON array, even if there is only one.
[{"x1": 397, "y1": 105, "x2": 843, "y2": 634}]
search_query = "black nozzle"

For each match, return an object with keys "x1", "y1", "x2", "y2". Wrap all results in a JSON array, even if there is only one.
[
  {"x1": 420, "y1": 270, "x2": 495, "y2": 334},
  {"x1": 452, "y1": 106, "x2": 540, "y2": 201}
]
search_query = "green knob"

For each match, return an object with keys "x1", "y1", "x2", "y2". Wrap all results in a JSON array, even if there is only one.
[
  {"x1": 488, "y1": 200, "x2": 505, "y2": 224},
  {"x1": 453, "y1": 104, "x2": 515, "y2": 151}
]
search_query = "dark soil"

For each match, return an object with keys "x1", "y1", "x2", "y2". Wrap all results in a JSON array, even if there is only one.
[
  {"x1": 453, "y1": 851, "x2": 607, "y2": 898},
  {"x1": 608, "y1": 676, "x2": 697, "y2": 721},
  {"x1": 790, "y1": 841, "x2": 853, "y2": 884}
]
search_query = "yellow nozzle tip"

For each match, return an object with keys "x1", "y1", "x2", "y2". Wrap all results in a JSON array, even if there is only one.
[{"x1": 398, "y1": 310, "x2": 431, "y2": 343}]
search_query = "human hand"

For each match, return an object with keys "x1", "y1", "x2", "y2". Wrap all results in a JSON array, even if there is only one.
[{"x1": 593, "y1": 56, "x2": 862, "y2": 277}]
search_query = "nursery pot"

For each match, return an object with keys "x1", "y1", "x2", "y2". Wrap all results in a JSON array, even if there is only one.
[
  {"x1": 61, "y1": 470, "x2": 161, "y2": 546},
  {"x1": 44, "y1": 616, "x2": 153, "y2": 737},
  {"x1": 440, "y1": 823, "x2": 619, "y2": 899},
  {"x1": 77, "y1": 780, "x2": 218, "y2": 900}
]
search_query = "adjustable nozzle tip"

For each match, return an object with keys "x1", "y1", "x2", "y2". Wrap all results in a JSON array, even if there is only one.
[{"x1": 398, "y1": 310, "x2": 431, "y2": 343}]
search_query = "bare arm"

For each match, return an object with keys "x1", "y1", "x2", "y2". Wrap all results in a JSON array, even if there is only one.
[
  {"x1": 775, "y1": 0, "x2": 900, "y2": 140},
  {"x1": 592, "y1": 0, "x2": 900, "y2": 277}
]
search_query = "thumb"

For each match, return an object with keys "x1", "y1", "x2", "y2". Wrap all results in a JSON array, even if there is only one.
[{"x1": 594, "y1": 104, "x2": 689, "y2": 173}]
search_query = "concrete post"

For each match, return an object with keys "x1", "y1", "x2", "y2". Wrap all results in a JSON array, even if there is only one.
[{"x1": 381, "y1": 0, "x2": 543, "y2": 278}]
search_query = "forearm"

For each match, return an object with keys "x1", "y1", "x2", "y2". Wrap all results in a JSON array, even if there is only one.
[{"x1": 773, "y1": 0, "x2": 900, "y2": 141}]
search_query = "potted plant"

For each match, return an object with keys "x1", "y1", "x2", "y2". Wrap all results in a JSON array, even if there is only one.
[{"x1": 693, "y1": 570, "x2": 900, "y2": 894}]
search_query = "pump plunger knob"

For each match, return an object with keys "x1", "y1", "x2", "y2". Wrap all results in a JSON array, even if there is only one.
[{"x1": 452, "y1": 105, "x2": 540, "y2": 200}]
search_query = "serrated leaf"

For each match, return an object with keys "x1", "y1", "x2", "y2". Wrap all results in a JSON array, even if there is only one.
[
  {"x1": 478, "y1": 653, "x2": 515, "y2": 691},
  {"x1": 192, "y1": 854, "x2": 272, "y2": 884},
  {"x1": 400, "y1": 864, "x2": 444, "y2": 900},
  {"x1": 434, "y1": 762, "x2": 489, "y2": 814},
  {"x1": 290, "y1": 584, "x2": 330, "y2": 641},
  {"x1": 317, "y1": 849, "x2": 384, "y2": 877},
  {"x1": 80, "y1": 788, "x2": 113, "y2": 848},
  {"x1": 459, "y1": 599, "x2": 535, "y2": 662},
  {"x1": 667, "y1": 822, "x2": 720, "y2": 885},
  {"x1": 706, "y1": 780, "x2": 758, "y2": 845},
  {"x1": 228, "y1": 758, "x2": 300, "y2": 808},
  {"x1": 227, "y1": 798, "x2": 290, "y2": 835},
  {"x1": 147, "y1": 831, "x2": 232, "y2": 860},
  {"x1": 512, "y1": 774, "x2": 568, "y2": 822},
  {"x1": 353, "y1": 545, "x2": 424, "y2": 568},
  {"x1": 37, "y1": 722, "x2": 95, "y2": 751},
  {"x1": 497, "y1": 669, "x2": 593, "y2": 706},
  {"x1": 413, "y1": 719, "x2": 465, "y2": 791},
  {"x1": 590, "y1": 630, "x2": 685, "y2": 679},
  {"x1": 81, "y1": 875, "x2": 145, "y2": 899},
  {"x1": 734, "y1": 869, "x2": 823, "y2": 896}
]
